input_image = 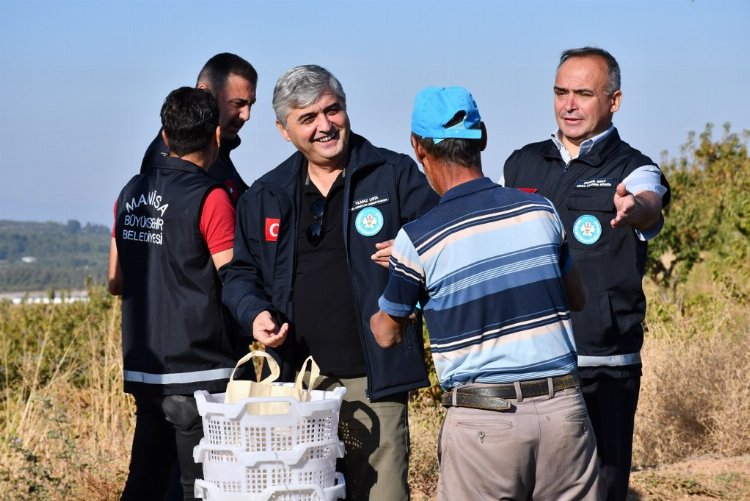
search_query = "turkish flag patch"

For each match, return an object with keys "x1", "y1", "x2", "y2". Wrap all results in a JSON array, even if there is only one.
[
  {"x1": 517, "y1": 187, "x2": 538, "y2": 194},
  {"x1": 265, "y1": 218, "x2": 280, "y2": 242}
]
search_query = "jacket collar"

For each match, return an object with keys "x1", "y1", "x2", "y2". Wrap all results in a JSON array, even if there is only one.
[
  {"x1": 543, "y1": 127, "x2": 623, "y2": 168},
  {"x1": 153, "y1": 154, "x2": 203, "y2": 174},
  {"x1": 551, "y1": 124, "x2": 615, "y2": 162},
  {"x1": 440, "y1": 177, "x2": 496, "y2": 204},
  {"x1": 257, "y1": 132, "x2": 386, "y2": 192}
]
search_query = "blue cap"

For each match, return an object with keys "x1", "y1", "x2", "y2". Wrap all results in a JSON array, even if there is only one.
[{"x1": 411, "y1": 86, "x2": 482, "y2": 143}]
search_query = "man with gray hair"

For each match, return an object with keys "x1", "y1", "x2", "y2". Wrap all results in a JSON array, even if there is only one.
[
  {"x1": 222, "y1": 65, "x2": 439, "y2": 500},
  {"x1": 502, "y1": 46, "x2": 670, "y2": 501}
]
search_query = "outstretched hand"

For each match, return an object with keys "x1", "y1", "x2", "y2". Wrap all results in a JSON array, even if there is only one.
[
  {"x1": 252, "y1": 310, "x2": 289, "y2": 348},
  {"x1": 611, "y1": 182, "x2": 662, "y2": 230},
  {"x1": 611, "y1": 183, "x2": 637, "y2": 229}
]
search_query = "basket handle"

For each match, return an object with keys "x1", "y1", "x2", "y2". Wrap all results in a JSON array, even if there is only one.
[
  {"x1": 230, "y1": 350, "x2": 280, "y2": 383},
  {"x1": 294, "y1": 355, "x2": 320, "y2": 394}
]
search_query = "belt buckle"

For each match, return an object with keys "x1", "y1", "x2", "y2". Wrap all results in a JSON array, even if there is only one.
[{"x1": 490, "y1": 397, "x2": 512, "y2": 411}]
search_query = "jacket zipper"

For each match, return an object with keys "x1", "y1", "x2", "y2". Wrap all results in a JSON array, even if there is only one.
[{"x1": 341, "y1": 166, "x2": 375, "y2": 401}]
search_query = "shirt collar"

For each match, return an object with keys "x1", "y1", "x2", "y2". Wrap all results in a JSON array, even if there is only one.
[
  {"x1": 551, "y1": 124, "x2": 614, "y2": 163},
  {"x1": 440, "y1": 177, "x2": 496, "y2": 204}
]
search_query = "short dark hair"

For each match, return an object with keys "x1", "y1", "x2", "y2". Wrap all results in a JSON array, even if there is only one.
[
  {"x1": 196, "y1": 53, "x2": 258, "y2": 95},
  {"x1": 160, "y1": 87, "x2": 219, "y2": 157},
  {"x1": 559, "y1": 47, "x2": 621, "y2": 95},
  {"x1": 413, "y1": 135, "x2": 483, "y2": 169}
]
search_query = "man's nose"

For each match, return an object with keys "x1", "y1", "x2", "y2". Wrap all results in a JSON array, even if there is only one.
[
  {"x1": 314, "y1": 112, "x2": 332, "y2": 130},
  {"x1": 563, "y1": 94, "x2": 577, "y2": 111},
  {"x1": 239, "y1": 104, "x2": 251, "y2": 122}
]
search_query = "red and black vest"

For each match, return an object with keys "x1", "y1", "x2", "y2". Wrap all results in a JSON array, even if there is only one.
[{"x1": 116, "y1": 155, "x2": 239, "y2": 395}]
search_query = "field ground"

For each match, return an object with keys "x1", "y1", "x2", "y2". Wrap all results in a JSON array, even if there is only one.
[
  {"x1": 628, "y1": 454, "x2": 750, "y2": 500},
  {"x1": 409, "y1": 454, "x2": 750, "y2": 500}
]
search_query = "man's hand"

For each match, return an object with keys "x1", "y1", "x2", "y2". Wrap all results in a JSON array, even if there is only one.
[
  {"x1": 371, "y1": 239, "x2": 395, "y2": 269},
  {"x1": 370, "y1": 310, "x2": 406, "y2": 348},
  {"x1": 252, "y1": 310, "x2": 289, "y2": 348},
  {"x1": 611, "y1": 183, "x2": 661, "y2": 230}
]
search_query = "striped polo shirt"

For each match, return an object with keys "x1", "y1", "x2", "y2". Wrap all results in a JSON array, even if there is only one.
[{"x1": 378, "y1": 177, "x2": 578, "y2": 390}]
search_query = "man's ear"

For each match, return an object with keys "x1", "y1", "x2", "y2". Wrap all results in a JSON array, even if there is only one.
[
  {"x1": 410, "y1": 135, "x2": 426, "y2": 164},
  {"x1": 275, "y1": 119, "x2": 291, "y2": 142},
  {"x1": 610, "y1": 90, "x2": 622, "y2": 113},
  {"x1": 161, "y1": 129, "x2": 170, "y2": 151},
  {"x1": 214, "y1": 126, "x2": 221, "y2": 149},
  {"x1": 197, "y1": 82, "x2": 210, "y2": 91},
  {"x1": 479, "y1": 122, "x2": 488, "y2": 152}
]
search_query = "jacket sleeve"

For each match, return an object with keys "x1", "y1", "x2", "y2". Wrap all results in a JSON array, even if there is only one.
[
  {"x1": 395, "y1": 155, "x2": 440, "y2": 222},
  {"x1": 221, "y1": 188, "x2": 275, "y2": 332}
]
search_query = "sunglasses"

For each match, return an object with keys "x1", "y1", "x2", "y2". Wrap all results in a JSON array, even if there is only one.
[{"x1": 306, "y1": 198, "x2": 326, "y2": 244}]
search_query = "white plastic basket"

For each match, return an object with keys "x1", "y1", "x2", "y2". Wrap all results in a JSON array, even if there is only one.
[
  {"x1": 194, "y1": 473, "x2": 345, "y2": 501},
  {"x1": 194, "y1": 442, "x2": 344, "y2": 500},
  {"x1": 194, "y1": 438, "x2": 343, "y2": 467},
  {"x1": 194, "y1": 387, "x2": 346, "y2": 454},
  {"x1": 193, "y1": 387, "x2": 347, "y2": 500}
]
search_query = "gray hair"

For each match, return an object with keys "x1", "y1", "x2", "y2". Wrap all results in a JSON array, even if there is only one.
[
  {"x1": 558, "y1": 47, "x2": 621, "y2": 96},
  {"x1": 272, "y1": 65, "x2": 346, "y2": 126}
]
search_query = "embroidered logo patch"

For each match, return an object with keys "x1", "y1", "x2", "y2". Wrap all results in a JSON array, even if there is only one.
[
  {"x1": 575, "y1": 178, "x2": 616, "y2": 189},
  {"x1": 354, "y1": 207, "x2": 384, "y2": 237},
  {"x1": 265, "y1": 218, "x2": 280, "y2": 242},
  {"x1": 573, "y1": 215, "x2": 602, "y2": 245},
  {"x1": 351, "y1": 192, "x2": 390, "y2": 211}
]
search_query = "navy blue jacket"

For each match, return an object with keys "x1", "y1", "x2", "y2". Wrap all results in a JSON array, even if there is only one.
[
  {"x1": 503, "y1": 129, "x2": 670, "y2": 378},
  {"x1": 222, "y1": 133, "x2": 440, "y2": 399}
]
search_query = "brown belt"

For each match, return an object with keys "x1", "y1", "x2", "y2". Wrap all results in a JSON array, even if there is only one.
[{"x1": 441, "y1": 374, "x2": 581, "y2": 412}]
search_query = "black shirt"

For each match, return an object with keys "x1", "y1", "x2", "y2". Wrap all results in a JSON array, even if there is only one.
[{"x1": 292, "y1": 168, "x2": 365, "y2": 376}]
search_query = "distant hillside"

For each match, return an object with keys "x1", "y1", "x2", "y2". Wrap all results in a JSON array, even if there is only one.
[{"x1": 0, "y1": 220, "x2": 110, "y2": 292}]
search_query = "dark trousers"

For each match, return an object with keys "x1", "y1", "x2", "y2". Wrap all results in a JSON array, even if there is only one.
[
  {"x1": 121, "y1": 394, "x2": 204, "y2": 501},
  {"x1": 581, "y1": 376, "x2": 640, "y2": 501}
]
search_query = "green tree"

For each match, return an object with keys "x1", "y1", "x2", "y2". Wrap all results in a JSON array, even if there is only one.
[{"x1": 647, "y1": 123, "x2": 750, "y2": 299}]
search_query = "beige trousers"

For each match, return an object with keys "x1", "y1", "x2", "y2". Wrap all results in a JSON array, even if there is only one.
[
  {"x1": 437, "y1": 387, "x2": 601, "y2": 500},
  {"x1": 317, "y1": 375, "x2": 410, "y2": 501}
]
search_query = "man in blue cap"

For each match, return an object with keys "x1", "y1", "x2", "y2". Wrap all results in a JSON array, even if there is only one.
[{"x1": 370, "y1": 86, "x2": 601, "y2": 500}]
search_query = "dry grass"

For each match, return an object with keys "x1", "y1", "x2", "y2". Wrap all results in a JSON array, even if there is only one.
[
  {"x1": 1, "y1": 277, "x2": 748, "y2": 500},
  {"x1": 634, "y1": 282, "x2": 750, "y2": 468},
  {"x1": 0, "y1": 291, "x2": 131, "y2": 500},
  {"x1": 406, "y1": 279, "x2": 750, "y2": 499},
  {"x1": 628, "y1": 454, "x2": 750, "y2": 500},
  {"x1": 407, "y1": 393, "x2": 444, "y2": 500}
]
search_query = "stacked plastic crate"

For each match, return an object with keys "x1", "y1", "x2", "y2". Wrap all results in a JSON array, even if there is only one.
[{"x1": 193, "y1": 386, "x2": 347, "y2": 501}]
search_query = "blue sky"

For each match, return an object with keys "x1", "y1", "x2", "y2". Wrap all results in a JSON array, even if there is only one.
[{"x1": 1, "y1": 0, "x2": 748, "y2": 226}]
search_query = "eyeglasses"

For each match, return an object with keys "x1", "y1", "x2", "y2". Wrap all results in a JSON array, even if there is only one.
[{"x1": 306, "y1": 198, "x2": 326, "y2": 244}]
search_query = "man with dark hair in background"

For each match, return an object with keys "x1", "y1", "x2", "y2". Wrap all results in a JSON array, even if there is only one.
[
  {"x1": 108, "y1": 87, "x2": 242, "y2": 500},
  {"x1": 222, "y1": 64, "x2": 439, "y2": 500},
  {"x1": 141, "y1": 52, "x2": 257, "y2": 204},
  {"x1": 502, "y1": 47, "x2": 670, "y2": 501}
]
